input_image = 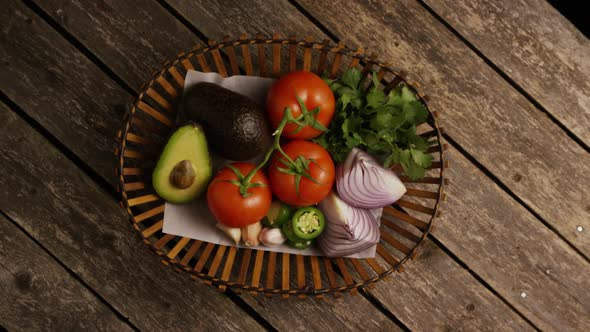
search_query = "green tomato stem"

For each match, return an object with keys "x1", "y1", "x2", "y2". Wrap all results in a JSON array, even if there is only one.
[{"x1": 231, "y1": 107, "x2": 320, "y2": 198}]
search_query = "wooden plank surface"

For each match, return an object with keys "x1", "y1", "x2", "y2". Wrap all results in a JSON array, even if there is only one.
[
  {"x1": 36, "y1": 0, "x2": 200, "y2": 89},
  {"x1": 368, "y1": 241, "x2": 534, "y2": 331},
  {"x1": 431, "y1": 147, "x2": 590, "y2": 330},
  {"x1": 3, "y1": 1, "x2": 406, "y2": 329},
  {"x1": 0, "y1": 0, "x2": 128, "y2": 185},
  {"x1": 239, "y1": 294, "x2": 403, "y2": 331},
  {"x1": 296, "y1": 0, "x2": 590, "y2": 259},
  {"x1": 0, "y1": 104, "x2": 262, "y2": 331},
  {"x1": 165, "y1": 0, "x2": 324, "y2": 38},
  {"x1": 0, "y1": 212, "x2": 133, "y2": 332},
  {"x1": 423, "y1": 0, "x2": 590, "y2": 146}
]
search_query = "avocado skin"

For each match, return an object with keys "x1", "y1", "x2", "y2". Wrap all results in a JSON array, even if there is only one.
[{"x1": 180, "y1": 82, "x2": 271, "y2": 161}]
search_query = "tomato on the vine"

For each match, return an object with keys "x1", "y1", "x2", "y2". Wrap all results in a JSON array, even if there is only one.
[
  {"x1": 268, "y1": 140, "x2": 335, "y2": 206},
  {"x1": 207, "y1": 162, "x2": 272, "y2": 228},
  {"x1": 266, "y1": 71, "x2": 335, "y2": 139}
]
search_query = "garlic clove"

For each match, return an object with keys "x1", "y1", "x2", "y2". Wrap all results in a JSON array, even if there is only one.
[
  {"x1": 259, "y1": 227, "x2": 287, "y2": 247},
  {"x1": 241, "y1": 222, "x2": 262, "y2": 247},
  {"x1": 216, "y1": 223, "x2": 241, "y2": 245}
]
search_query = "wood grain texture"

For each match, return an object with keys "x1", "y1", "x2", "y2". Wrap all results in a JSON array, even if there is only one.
[
  {"x1": 368, "y1": 241, "x2": 534, "y2": 332},
  {"x1": 0, "y1": 106, "x2": 262, "y2": 331},
  {"x1": 424, "y1": 0, "x2": 590, "y2": 145},
  {"x1": 0, "y1": 1, "x2": 127, "y2": 185},
  {"x1": 428, "y1": 147, "x2": 590, "y2": 331},
  {"x1": 297, "y1": 0, "x2": 590, "y2": 258},
  {"x1": 36, "y1": 0, "x2": 200, "y2": 89},
  {"x1": 0, "y1": 213, "x2": 132, "y2": 332},
  {"x1": 239, "y1": 293, "x2": 403, "y2": 331},
  {"x1": 165, "y1": 0, "x2": 324, "y2": 38}
]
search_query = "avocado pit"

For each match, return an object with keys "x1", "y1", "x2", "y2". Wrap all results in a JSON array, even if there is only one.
[{"x1": 169, "y1": 160, "x2": 196, "y2": 189}]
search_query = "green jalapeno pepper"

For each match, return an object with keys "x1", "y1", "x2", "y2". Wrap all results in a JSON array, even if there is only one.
[
  {"x1": 282, "y1": 218, "x2": 312, "y2": 250},
  {"x1": 262, "y1": 201, "x2": 293, "y2": 228},
  {"x1": 287, "y1": 239, "x2": 312, "y2": 249},
  {"x1": 281, "y1": 219, "x2": 301, "y2": 242},
  {"x1": 291, "y1": 207, "x2": 325, "y2": 240}
]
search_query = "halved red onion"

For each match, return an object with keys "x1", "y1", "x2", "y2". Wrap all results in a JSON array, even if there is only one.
[
  {"x1": 318, "y1": 191, "x2": 380, "y2": 257},
  {"x1": 336, "y1": 148, "x2": 406, "y2": 208},
  {"x1": 370, "y1": 208, "x2": 383, "y2": 221}
]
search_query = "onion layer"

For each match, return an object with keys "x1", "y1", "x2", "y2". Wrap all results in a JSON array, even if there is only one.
[
  {"x1": 336, "y1": 148, "x2": 406, "y2": 208},
  {"x1": 318, "y1": 191, "x2": 380, "y2": 257}
]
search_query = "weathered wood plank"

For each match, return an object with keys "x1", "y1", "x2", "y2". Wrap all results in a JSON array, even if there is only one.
[
  {"x1": 0, "y1": 105, "x2": 262, "y2": 330},
  {"x1": 0, "y1": 0, "x2": 193, "y2": 187},
  {"x1": 425, "y1": 147, "x2": 590, "y2": 331},
  {"x1": 4, "y1": 1, "x2": 403, "y2": 329},
  {"x1": 297, "y1": 0, "x2": 590, "y2": 261},
  {"x1": 0, "y1": 1, "x2": 128, "y2": 185},
  {"x1": 238, "y1": 293, "x2": 403, "y2": 331},
  {"x1": 0, "y1": 213, "x2": 133, "y2": 332},
  {"x1": 423, "y1": 0, "x2": 590, "y2": 145},
  {"x1": 369, "y1": 241, "x2": 534, "y2": 331},
  {"x1": 165, "y1": 0, "x2": 324, "y2": 38},
  {"x1": 37, "y1": 0, "x2": 200, "y2": 89}
]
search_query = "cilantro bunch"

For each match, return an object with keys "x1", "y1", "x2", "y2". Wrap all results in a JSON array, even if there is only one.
[{"x1": 316, "y1": 68, "x2": 434, "y2": 180}]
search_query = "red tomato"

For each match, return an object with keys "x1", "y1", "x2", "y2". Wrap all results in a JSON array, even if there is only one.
[
  {"x1": 268, "y1": 140, "x2": 335, "y2": 206},
  {"x1": 266, "y1": 71, "x2": 335, "y2": 139},
  {"x1": 207, "y1": 162, "x2": 272, "y2": 228}
]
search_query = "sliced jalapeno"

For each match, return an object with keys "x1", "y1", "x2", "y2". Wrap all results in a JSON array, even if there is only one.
[
  {"x1": 262, "y1": 201, "x2": 293, "y2": 228},
  {"x1": 281, "y1": 219, "x2": 303, "y2": 243},
  {"x1": 287, "y1": 239, "x2": 312, "y2": 250},
  {"x1": 292, "y1": 207, "x2": 325, "y2": 240}
]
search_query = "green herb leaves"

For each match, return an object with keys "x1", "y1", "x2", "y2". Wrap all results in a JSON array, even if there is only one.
[{"x1": 316, "y1": 68, "x2": 434, "y2": 179}]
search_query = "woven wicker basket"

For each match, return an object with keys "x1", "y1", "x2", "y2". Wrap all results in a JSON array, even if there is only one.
[{"x1": 115, "y1": 34, "x2": 446, "y2": 298}]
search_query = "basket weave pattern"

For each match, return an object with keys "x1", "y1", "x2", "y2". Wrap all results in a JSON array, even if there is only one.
[{"x1": 115, "y1": 34, "x2": 446, "y2": 297}]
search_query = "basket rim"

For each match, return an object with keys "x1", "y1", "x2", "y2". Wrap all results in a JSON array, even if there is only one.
[{"x1": 115, "y1": 35, "x2": 445, "y2": 296}]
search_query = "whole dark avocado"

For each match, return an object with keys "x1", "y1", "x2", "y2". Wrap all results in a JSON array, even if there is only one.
[{"x1": 179, "y1": 82, "x2": 271, "y2": 161}]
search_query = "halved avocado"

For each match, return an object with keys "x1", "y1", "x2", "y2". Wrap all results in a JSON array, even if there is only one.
[{"x1": 152, "y1": 124, "x2": 212, "y2": 204}]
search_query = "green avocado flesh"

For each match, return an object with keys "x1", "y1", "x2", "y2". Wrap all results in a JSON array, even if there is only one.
[{"x1": 152, "y1": 124, "x2": 212, "y2": 204}]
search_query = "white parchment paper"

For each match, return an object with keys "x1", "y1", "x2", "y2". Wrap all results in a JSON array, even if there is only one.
[{"x1": 162, "y1": 70, "x2": 377, "y2": 258}]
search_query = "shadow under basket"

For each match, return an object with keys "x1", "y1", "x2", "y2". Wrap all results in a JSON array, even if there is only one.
[{"x1": 115, "y1": 34, "x2": 447, "y2": 298}]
